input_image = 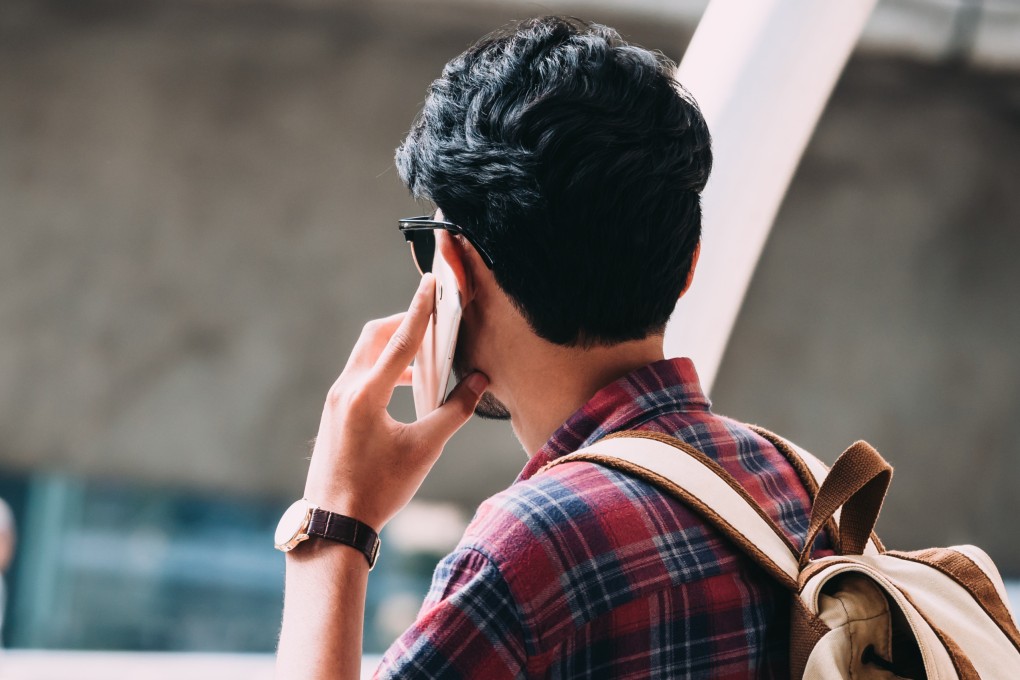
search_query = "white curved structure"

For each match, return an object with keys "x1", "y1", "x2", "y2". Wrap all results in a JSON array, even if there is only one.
[{"x1": 665, "y1": 0, "x2": 880, "y2": 392}]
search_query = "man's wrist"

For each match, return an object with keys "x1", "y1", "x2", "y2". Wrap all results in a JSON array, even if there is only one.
[
  {"x1": 285, "y1": 534, "x2": 372, "y2": 568},
  {"x1": 275, "y1": 499, "x2": 382, "y2": 568},
  {"x1": 303, "y1": 481, "x2": 384, "y2": 532}
]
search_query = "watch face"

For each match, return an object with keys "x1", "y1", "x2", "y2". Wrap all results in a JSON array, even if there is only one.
[{"x1": 275, "y1": 499, "x2": 313, "y2": 550}]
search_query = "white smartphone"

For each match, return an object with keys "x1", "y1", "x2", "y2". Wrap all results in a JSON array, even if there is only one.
[{"x1": 411, "y1": 248, "x2": 462, "y2": 419}]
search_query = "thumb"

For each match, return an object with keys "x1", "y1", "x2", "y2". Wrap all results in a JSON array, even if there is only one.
[{"x1": 416, "y1": 372, "x2": 489, "y2": 446}]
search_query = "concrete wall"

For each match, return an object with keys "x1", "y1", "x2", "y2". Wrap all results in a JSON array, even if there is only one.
[
  {"x1": 712, "y1": 55, "x2": 1020, "y2": 570},
  {"x1": 1, "y1": 1, "x2": 1018, "y2": 569}
]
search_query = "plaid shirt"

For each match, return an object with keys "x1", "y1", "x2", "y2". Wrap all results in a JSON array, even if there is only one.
[{"x1": 375, "y1": 358, "x2": 822, "y2": 678}]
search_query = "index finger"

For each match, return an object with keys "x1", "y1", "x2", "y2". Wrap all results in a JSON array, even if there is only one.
[
  {"x1": 346, "y1": 312, "x2": 406, "y2": 370},
  {"x1": 368, "y1": 273, "x2": 435, "y2": 391}
]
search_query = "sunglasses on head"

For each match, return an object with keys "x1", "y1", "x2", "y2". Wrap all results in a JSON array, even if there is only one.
[{"x1": 398, "y1": 215, "x2": 495, "y2": 274}]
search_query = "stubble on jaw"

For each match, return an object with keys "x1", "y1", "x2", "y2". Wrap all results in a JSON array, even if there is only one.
[
  {"x1": 453, "y1": 343, "x2": 511, "y2": 421},
  {"x1": 473, "y1": 389, "x2": 511, "y2": 420}
]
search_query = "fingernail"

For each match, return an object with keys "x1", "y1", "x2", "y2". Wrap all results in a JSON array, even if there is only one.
[
  {"x1": 465, "y1": 372, "x2": 488, "y2": 396},
  {"x1": 418, "y1": 273, "x2": 434, "y2": 292}
]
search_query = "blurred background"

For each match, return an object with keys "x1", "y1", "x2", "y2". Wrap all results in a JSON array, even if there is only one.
[{"x1": 0, "y1": 0, "x2": 1018, "y2": 672}]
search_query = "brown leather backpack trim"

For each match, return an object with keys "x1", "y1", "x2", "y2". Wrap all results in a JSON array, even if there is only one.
[
  {"x1": 799, "y1": 441, "x2": 892, "y2": 567},
  {"x1": 789, "y1": 597, "x2": 830, "y2": 679},
  {"x1": 889, "y1": 549, "x2": 1020, "y2": 655}
]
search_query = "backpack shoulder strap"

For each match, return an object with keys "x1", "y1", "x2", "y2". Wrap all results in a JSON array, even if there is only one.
[{"x1": 540, "y1": 430, "x2": 801, "y2": 591}]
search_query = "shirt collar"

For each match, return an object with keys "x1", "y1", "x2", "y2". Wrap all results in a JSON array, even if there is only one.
[{"x1": 516, "y1": 357, "x2": 710, "y2": 482}]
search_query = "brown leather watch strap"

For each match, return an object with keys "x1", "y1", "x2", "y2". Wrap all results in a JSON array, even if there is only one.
[{"x1": 306, "y1": 509, "x2": 381, "y2": 569}]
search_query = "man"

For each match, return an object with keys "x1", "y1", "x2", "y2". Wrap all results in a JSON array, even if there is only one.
[{"x1": 277, "y1": 17, "x2": 821, "y2": 678}]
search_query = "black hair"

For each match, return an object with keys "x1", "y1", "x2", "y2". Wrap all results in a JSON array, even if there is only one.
[{"x1": 396, "y1": 16, "x2": 712, "y2": 346}]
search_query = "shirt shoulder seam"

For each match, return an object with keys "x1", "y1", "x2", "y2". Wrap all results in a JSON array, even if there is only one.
[{"x1": 447, "y1": 544, "x2": 532, "y2": 665}]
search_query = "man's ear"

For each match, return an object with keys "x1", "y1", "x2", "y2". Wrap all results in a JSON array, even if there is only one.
[
  {"x1": 435, "y1": 230, "x2": 472, "y2": 303},
  {"x1": 679, "y1": 241, "x2": 701, "y2": 299}
]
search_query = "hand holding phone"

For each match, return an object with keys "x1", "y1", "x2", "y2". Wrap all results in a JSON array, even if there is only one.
[{"x1": 411, "y1": 247, "x2": 462, "y2": 419}]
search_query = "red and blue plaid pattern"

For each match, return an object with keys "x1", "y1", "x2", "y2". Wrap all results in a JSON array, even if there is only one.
[{"x1": 375, "y1": 358, "x2": 822, "y2": 678}]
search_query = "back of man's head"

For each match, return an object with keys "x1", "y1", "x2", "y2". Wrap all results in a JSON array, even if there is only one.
[{"x1": 397, "y1": 16, "x2": 712, "y2": 347}]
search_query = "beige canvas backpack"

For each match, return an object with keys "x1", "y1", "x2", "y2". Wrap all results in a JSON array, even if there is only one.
[{"x1": 542, "y1": 428, "x2": 1020, "y2": 678}]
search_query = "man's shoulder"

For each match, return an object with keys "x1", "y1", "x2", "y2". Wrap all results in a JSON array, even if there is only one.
[
  {"x1": 461, "y1": 417, "x2": 815, "y2": 580},
  {"x1": 443, "y1": 452, "x2": 773, "y2": 655},
  {"x1": 465, "y1": 458, "x2": 663, "y2": 547},
  {"x1": 465, "y1": 457, "x2": 682, "y2": 547},
  {"x1": 461, "y1": 454, "x2": 740, "y2": 599}
]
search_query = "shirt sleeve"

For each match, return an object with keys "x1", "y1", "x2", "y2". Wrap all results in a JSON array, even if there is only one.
[{"x1": 372, "y1": 547, "x2": 527, "y2": 680}]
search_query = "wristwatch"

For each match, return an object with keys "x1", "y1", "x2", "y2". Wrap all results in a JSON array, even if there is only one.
[{"x1": 274, "y1": 498, "x2": 381, "y2": 569}]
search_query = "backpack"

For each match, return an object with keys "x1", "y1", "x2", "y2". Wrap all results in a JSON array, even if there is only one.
[{"x1": 540, "y1": 428, "x2": 1020, "y2": 678}]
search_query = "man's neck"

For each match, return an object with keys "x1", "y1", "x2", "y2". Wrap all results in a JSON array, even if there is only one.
[{"x1": 505, "y1": 336, "x2": 666, "y2": 456}]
